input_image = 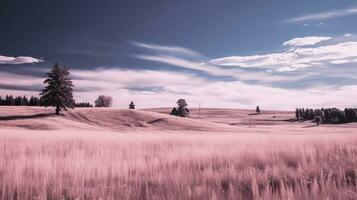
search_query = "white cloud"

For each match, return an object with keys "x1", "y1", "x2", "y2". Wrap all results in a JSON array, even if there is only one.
[
  {"x1": 0, "y1": 55, "x2": 43, "y2": 64},
  {"x1": 283, "y1": 36, "x2": 331, "y2": 47},
  {"x1": 211, "y1": 36, "x2": 357, "y2": 72},
  {"x1": 330, "y1": 60, "x2": 350, "y2": 64},
  {"x1": 131, "y1": 41, "x2": 201, "y2": 57},
  {"x1": 287, "y1": 7, "x2": 357, "y2": 22}
]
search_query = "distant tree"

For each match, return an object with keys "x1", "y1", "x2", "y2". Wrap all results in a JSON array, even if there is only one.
[
  {"x1": 14, "y1": 96, "x2": 22, "y2": 106},
  {"x1": 314, "y1": 116, "x2": 322, "y2": 126},
  {"x1": 177, "y1": 99, "x2": 187, "y2": 107},
  {"x1": 129, "y1": 101, "x2": 135, "y2": 109},
  {"x1": 256, "y1": 106, "x2": 261, "y2": 114},
  {"x1": 40, "y1": 63, "x2": 75, "y2": 115},
  {"x1": 295, "y1": 108, "x2": 300, "y2": 119},
  {"x1": 170, "y1": 107, "x2": 178, "y2": 115},
  {"x1": 95, "y1": 95, "x2": 113, "y2": 107},
  {"x1": 171, "y1": 99, "x2": 189, "y2": 117},
  {"x1": 29, "y1": 96, "x2": 39, "y2": 106},
  {"x1": 6, "y1": 95, "x2": 15, "y2": 105},
  {"x1": 75, "y1": 102, "x2": 93, "y2": 107},
  {"x1": 22, "y1": 96, "x2": 29, "y2": 105}
]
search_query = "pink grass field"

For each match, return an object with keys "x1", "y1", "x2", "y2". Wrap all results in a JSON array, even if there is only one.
[{"x1": 1, "y1": 106, "x2": 357, "y2": 199}]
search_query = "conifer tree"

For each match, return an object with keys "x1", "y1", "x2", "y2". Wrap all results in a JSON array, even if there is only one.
[
  {"x1": 256, "y1": 106, "x2": 261, "y2": 114},
  {"x1": 40, "y1": 63, "x2": 75, "y2": 115},
  {"x1": 129, "y1": 101, "x2": 135, "y2": 109}
]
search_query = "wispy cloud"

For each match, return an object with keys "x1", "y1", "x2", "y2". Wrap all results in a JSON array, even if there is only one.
[
  {"x1": 134, "y1": 54, "x2": 312, "y2": 83},
  {"x1": 132, "y1": 40, "x2": 319, "y2": 84},
  {"x1": 210, "y1": 35, "x2": 357, "y2": 72},
  {"x1": 286, "y1": 6, "x2": 357, "y2": 22},
  {"x1": 283, "y1": 36, "x2": 331, "y2": 47},
  {"x1": 0, "y1": 55, "x2": 43, "y2": 64},
  {"x1": 131, "y1": 41, "x2": 201, "y2": 57}
]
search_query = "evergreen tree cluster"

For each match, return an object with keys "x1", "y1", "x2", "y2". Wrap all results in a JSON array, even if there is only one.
[
  {"x1": 74, "y1": 102, "x2": 93, "y2": 107},
  {"x1": 0, "y1": 94, "x2": 93, "y2": 108},
  {"x1": 296, "y1": 107, "x2": 357, "y2": 123},
  {"x1": 0, "y1": 95, "x2": 42, "y2": 106}
]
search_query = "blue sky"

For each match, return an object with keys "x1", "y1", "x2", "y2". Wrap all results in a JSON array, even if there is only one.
[{"x1": 1, "y1": 0, "x2": 357, "y2": 109}]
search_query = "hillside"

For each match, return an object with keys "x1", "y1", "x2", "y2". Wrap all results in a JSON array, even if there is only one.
[
  {"x1": 1, "y1": 106, "x2": 356, "y2": 133},
  {"x1": 0, "y1": 107, "x2": 237, "y2": 132}
]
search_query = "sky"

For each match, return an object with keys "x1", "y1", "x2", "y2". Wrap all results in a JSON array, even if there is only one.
[{"x1": 1, "y1": 0, "x2": 357, "y2": 109}]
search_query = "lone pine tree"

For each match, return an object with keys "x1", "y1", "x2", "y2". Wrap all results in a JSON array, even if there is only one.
[
  {"x1": 40, "y1": 63, "x2": 75, "y2": 115},
  {"x1": 129, "y1": 101, "x2": 135, "y2": 109}
]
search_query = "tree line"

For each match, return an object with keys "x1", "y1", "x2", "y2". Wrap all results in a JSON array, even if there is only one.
[
  {"x1": 0, "y1": 95, "x2": 42, "y2": 106},
  {"x1": 296, "y1": 107, "x2": 357, "y2": 123},
  {"x1": 0, "y1": 95, "x2": 93, "y2": 107}
]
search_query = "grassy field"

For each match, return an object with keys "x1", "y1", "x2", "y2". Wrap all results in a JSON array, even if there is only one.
[{"x1": 1, "y1": 130, "x2": 357, "y2": 200}]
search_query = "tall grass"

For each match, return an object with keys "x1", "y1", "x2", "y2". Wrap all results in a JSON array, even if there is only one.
[{"x1": 0, "y1": 131, "x2": 357, "y2": 199}]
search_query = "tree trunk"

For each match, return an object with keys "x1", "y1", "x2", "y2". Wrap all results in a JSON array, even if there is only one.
[{"x1": 56, "y1": 106, "x2": 60, "y2": 115}]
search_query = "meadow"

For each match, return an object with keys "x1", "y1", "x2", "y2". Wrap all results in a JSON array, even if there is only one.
[{"x1": 1, "y1": 130, "x2": 357, "y2": 200}]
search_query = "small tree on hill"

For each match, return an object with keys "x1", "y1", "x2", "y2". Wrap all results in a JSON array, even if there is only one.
[
  {"x1": 129, "y1": 101, "x2": 135, "y2": 109},
  {"x1": 170, "y1": 99, "x2": 189, "y2": 117},
  {"x1": 95, "y1": 95, "x2": 113, "y2": 107},
  {"x1": 40, "y1": 63, "x2": 75, "y2": 115},
  {"x1": 256, "y1": 106, "x2": 261, "y2": 114}
]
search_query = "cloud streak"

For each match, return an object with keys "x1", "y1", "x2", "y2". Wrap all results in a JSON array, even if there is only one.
[
  {"x1": 131, "y1": 41, "x2": 201, "y2": 57},
  {"x1": 283, "y1": 36, "x2": 331, "y2": 47},
  {"x1": 287, "y1": 7, "x2": 357, "y2": 22},
  {"x1": 0, "y1": 55, "x2": 43, "y2": 64}
]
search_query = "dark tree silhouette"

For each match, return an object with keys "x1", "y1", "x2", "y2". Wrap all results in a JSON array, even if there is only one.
[
  {"x1": 129, "y1": 101, "x2": 135, "y2": 109},
  {"x1": 170, "y1": 99, "x2": 189, "y2": 117},
  {"x1": 296, "y1": 107, "x2": 357, "y2": 124},
  {"x1": 95, "y1": 95, "x2": 113, "y2": 107},
  {"x1": 40, "y1": 63, "x2": 75, "y2": 115},
  {"x1": 314, "y1": 116, "x2": 322, "y2": 126},
  {"x1": 295, "y1": 108, "x2": 299, "y2": 119},
  {"x1": 0, "y1": 95, "x2": 41, "y2": 106},
  {"x1": 75, "y1": 102, "x2": 93, "y2": 107},
  {"x1": 256, "y1": 106, "x2": 261, "y2": 114}
]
